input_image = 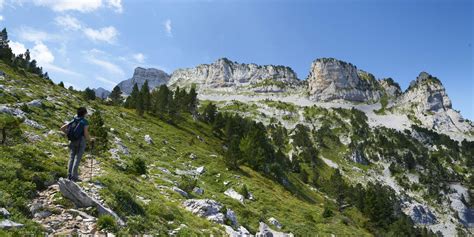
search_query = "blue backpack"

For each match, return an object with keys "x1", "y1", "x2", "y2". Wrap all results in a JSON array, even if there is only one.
[{"x1": 67, "y1": 117, "x2": 85, "y2": 141}]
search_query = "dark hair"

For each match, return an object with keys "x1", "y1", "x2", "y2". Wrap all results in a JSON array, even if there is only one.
[{"x1": 77, "y1": 107, "x2": 88, "y2": 117}]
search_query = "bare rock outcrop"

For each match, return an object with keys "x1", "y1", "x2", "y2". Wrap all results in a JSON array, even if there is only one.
[
  {"x1": 307, "y1": 58, "x2": 382, "y2": 102},
  {"x1": 169, "y1": 58, "x2": 299, "y2": 93}
]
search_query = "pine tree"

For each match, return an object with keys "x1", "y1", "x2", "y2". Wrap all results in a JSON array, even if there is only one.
[
  {"x1": 140, "y1": 80, "x2": 151, "y2": 111},
  {"x1": 187, "y1": 86, "x2": 198, "y2": 118},
  {"x1": 225, "y1": 136, "x2": 241, "y2": 169},
  {"x1": 136, "y1": 95, "x2": 145, "y2": 116},
  {"x1": 125, "y1": 83, "x2": 140, "y2": 108},
  {"x1": 152, "y1": 85, "x2": 170, "y2": 117},
  {"x1": 58, "y1": 81, "x2": 65, "y2": 88},
  {"x1": 109, "y1": 86, "x2": 123, "y2": 105},
  {"x1": 84, "y1": 87, "x2": 96, "y2": 101},
  {"x1": 89, "y1": 110, "x2": 108, "y2": 152},
  {"x1": 202, "y1": 103, "x2": 217, "y2": 123}
]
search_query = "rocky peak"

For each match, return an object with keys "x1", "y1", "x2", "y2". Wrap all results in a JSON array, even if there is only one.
[
  {"x1": 400, "y1": 72, "x2": 452, "y2": 112},
  {"x1": 93, "y1": 87, "x2": 111, "y2": 99},
  {"x1": 168, "y1": 58, "x2": 299, "y2": 90},
  {"x1": 307, "y1": 58, "x2": 382, "y2": 102},
  {"x1": 117, "y1": 67, "x2": 170, "y2": 94},
  {"x1": 379, "y1": 78, "x2": 402, "y2": 98}
]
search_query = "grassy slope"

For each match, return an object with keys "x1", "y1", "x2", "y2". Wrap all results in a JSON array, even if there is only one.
[{"x1": 0, "y1": 62, "x2": 371, "y2": 235}]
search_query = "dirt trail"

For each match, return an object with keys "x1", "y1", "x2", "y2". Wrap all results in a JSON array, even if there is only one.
[{"x1": 30, "y1": 154, "x2": 106, "y2": 235}]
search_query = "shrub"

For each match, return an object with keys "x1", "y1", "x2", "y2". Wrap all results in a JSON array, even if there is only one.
[
  {"x1": 97, "y1": 215, "x2": 118, "y2": 232},
  {"x1": 129, "y1": 157, "x2": 147, "y2": 175},
  {"x1": 322, "y1": 207, "x2": 333, "y2": 218},
  {"x1": 240, "y1": 184, "x2": 249, "y2": 199},
  {"x1": 113, "y1": 190, "x2": 144, "y2": 216},
  {"x1": 178, "y1": 176, "x2": 197, "y2": 193}
]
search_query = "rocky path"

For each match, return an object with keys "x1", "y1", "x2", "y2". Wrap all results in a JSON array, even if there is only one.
[{"x1": 30, "y1": 154, "x2": 107, "y2": 236}]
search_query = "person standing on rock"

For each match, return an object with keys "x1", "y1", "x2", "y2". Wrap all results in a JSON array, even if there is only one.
[{"x1": 60, "y1": 107, "x2": 93, "y2": 182}]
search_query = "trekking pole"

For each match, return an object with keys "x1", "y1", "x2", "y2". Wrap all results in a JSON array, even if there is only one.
[{"x1": 90, "y1": 140, "x2": 94, "y2": 182}]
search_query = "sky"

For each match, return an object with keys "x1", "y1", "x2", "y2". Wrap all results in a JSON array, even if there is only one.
[{"x1": 0, "y1": 0, "x2": 472, "y2": 119}]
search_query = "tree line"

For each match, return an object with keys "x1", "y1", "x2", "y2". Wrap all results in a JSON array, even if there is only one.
[{"x1": 0, "y1": 28, "x2": 48, "y2": 78}]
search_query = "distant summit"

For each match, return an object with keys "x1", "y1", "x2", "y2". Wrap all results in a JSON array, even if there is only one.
[
  {"x1": 117, "y1": 67, "x2": 170, "y2": 94},
  {"x1": 93, "y1": 87, "x2": 110, "y2": 99}
]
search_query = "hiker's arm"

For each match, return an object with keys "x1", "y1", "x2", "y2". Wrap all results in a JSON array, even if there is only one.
[
  {"x1": 84, "y1": 126, "x2": 91, "y2": 141},
  {"x1": 60, "y1": 123, "x2": 68, "y2": 134}
]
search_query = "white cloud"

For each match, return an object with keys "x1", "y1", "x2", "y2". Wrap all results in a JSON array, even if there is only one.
[
  {"x1": 83, "y1": 26, "x2": 118, "y2": 44},
  {"x1": 0, "y1": 0, "x2": 4, "y2": 10},
  {"x1": 163, "y1": 19, "x2": 172, "y2": 37},
  {"x1": 31, "y1": 42, "x2": 54, "y2": 65},
  {"x1": 55, "y1": 15, "x2": 82, "y2": 30},
  {"x1": 17, "y1": 27, "x2": 58, "y2": 43},
  {"x1": 106, "y1": 0, "x2": 122, "y2": 13},
  {"x1": 0, "y1": 15, "x2": 3, "y2": 21},
  {"x1": 96, "y1": 75, "x2": 117, "y2": 86},
  {"x1": 30, "y1": 0, "x2": 122, "y2": 13},
  {"x1": 9, "y1": 41, "x2": 27, "y2": 55},
  {"x1": 32, "y1": 0, "x2": 102, "y2": 12},
  {"x1": 133, "y1": 53, "x2": 145, "y2": 63},
  {"x1": 87, "y1": 55, "x2": 124, "y2": 77}
]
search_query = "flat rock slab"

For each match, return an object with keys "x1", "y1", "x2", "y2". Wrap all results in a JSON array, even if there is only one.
[
  {"x1": 0, "y1": 220, "x2": 24, "y2": 229},
  {"x1": 58, "y1": 178, "x2": 125, "y2": 226}
]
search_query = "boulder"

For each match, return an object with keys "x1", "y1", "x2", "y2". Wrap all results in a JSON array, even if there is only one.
[
  {"x1": 58, "y1": 178, "x2": 125, "y2": 226},
  {"x1": 0, "y1": 220, "x2": 23, "y2": 229},
  {"x1": 0, "y1": 220, "x2": 24, "y2": 229},
  {"x1": 226, "y1": 208, "x2": 239, "y2": 226},
  {"x1": 224, "y1": 188, "x2": 244, "y2": 203},
  {"x1": 0, "y1": 208, "x2": 10, "y2": 218},
  {"x1": 196, "y1": 166, "x2": 205, "y2": 175},
  {"x1": 193, "y1": 187, "x2": 204, "y2": 195},
  {"x1": 26, "y1": 99, "x2": 43, "y2": 108},
  {"x1": 172, "y1": 186, "x2": 189, "y2": 198},
  {"x1": 268, "y1": 217, "x2": 282, "y2": 229},
  {"x1": 255, "y1": 222, "x2": 293, "y2": 237},
  {"x1": 224, "y1": 225, "x2": 252, "y2": 237},
  {"x1": 144, "y1": 135, "x2": 153, "y2": 144},
  {"x1": 183, "y1": 199, "x2": 225, "y2": 223},
  {"x1": 189, "y1": 153, "x2": 197, "y2": 160}
]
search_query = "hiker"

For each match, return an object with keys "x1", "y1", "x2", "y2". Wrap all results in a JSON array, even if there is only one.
[{"x1": 60, "y1": 107, "x2": 93, "y2": 181}]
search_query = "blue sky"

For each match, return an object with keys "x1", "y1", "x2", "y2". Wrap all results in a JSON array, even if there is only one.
[{"x1": 0, "y1": 0, "x2": 472, "y2": 119}]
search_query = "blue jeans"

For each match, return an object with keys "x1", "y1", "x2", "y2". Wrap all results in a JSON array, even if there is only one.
[{"x1": 68, "y1": 138, "x2": 86, "y2": 180}]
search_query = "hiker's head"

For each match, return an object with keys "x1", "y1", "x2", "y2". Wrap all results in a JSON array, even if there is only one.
[{"x1": 77, "y1": 107, "x2": 88, "y2": 117}]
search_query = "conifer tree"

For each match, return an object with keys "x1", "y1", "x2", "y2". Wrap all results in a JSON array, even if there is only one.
[
  {"x1": 84, "y1": 87, "x2": 96, "y2": 101},
  {"x1": 58, "y1": 81, "x2": 65, "y2": 88},
  {"x1": 125, "y1": 83, "x2": 139, "y2": 108},
  {"x1": 89, "y1": 110, "x2": 108, "y2": 152},
  {"x1": 109, "y1": 85, "x2": 123, "y2": 105},
  {"x1": 152, "y1": 85, "x2": 170, "y2": 117},
  {"x1": 187, "y1": 86, "x2": 198, "y2": 118},
  {"x1": 140, "y1": 80, "x2": 151, "y2": 111},
  {"x1": 136, "y1": 92, "x2": 145, "y2": 116},
  {"x1": 202, "y1": 103, "x2": 217, "y2": 123},
  {"x1": 225, "y1": 136, "x2": 241, "y2": 169}
]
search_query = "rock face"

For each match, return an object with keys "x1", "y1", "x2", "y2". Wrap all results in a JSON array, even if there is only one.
[
  {"x1": 307, "y1": 58, "x2": 382, "y2": 102},
  {"x1": 92, "y1": 87, "x2": 110, "y2": 99},
  {"x1": 168, "y1": 58, "x2": 299, "y2": 92},
  {"x1": 379, "y1": 78, "x2": 402, "y2": 98},
  {"x1": 118, "y1": 67, "x2": 170, "y2": 94},
  {"x1": 395, "y1": 72, "x2": 473, "y2": 133},
  {"x1": 398, "y1": 72, "x2": 451, "y2": 112}
]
